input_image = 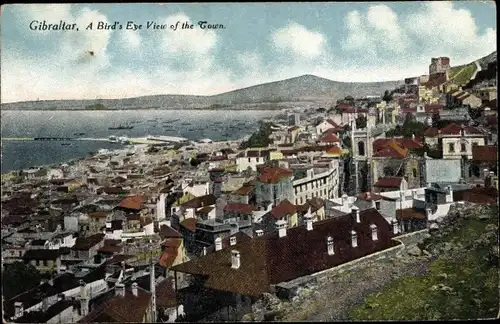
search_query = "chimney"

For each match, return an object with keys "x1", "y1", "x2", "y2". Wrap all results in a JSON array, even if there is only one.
[
  {"x1": 304, "y1": 214, "x2": 313, "y2": 231},
  {"x1": 350, "y1": 230, "x2": 358, "y2": 247},
  {"x1": 215, "y1": 237, "x2": 222, "y2": 251},
  {"x1": 230, "y1": 223, "x2": 239, "y2": 235},
  {"x1": 351, "y1": 206, "x2": 360, "y2": 223},
  {"x1": 131, "y1": 282, "x2": 138, "y2": 297},
  {"x1": 412, "y1": 133, "x2": 415, "y2": 139},
  {"x1": 231, "y1": 250, "x2": 241, "y2": 269},
  {"x1": 230, "y1": 236, "x2": 236, "y2": 246},
  {"x1": 341, "y1": 193, "x2": 348, "y2": 207},
  {"x1": 427, "y1": 182, "x2": 432, "y2": 188},
  {"x1": 79, "y1": 280, "x2": 89, "y2": 316},
  {"x1": 172, "y1": 278, "x2": 176, "y2": 290},
  {"x1": 366, "y1": 192, "x2": 371, "y2": 199},
  {"x1": 445, "y1": 186, "x2": 453, "y2": 203},
  {"x1": 275, "y1": 219, "x2": 287, "y2": 238},
  {"x1": 426, "y1": 208, "x2": 432, "y2": 218},
  {"x1": 14, "y1": 302, "x2": 24, "y2": 319},
  {"x1": 255, "y1": 229, "x2": 264, "y2": 237},
  {"x1": 115, "y1": 283, "x2": 125, "y2": 297},
  {"x1": 392, "y1": 220, "x2": 399, "y2": 234},
  {"x1": 483, "y1": 168, "x2": 490, "y2": 178},
  {"x1": 327, "y1": 236, "x2": 334, "y2": 255},
  {"x1": 370, "y1": 224, "x2": 378, "y2": 241},
  {"x1": 202, "y1": 246, "x2": 207, "y2": 256}
]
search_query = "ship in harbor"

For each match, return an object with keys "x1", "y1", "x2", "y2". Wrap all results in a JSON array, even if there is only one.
[{"x1": 108, "y1": 124, "x2": 133, "y2": 130}]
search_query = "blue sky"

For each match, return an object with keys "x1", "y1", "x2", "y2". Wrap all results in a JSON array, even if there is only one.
[{"x1": 0, "y1": 2, "x2": 496, "y2": 102}]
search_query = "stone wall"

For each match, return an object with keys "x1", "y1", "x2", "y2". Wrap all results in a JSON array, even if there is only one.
[
  {"x1": 273, "y1": 229, "x2": 431, "y2": 300},
  {"x1": 274, "y1": 243, "x2": 404, "y2": 300},
  {"x1": 393, "y1": 228, "x2": 429, "y2": 247}
]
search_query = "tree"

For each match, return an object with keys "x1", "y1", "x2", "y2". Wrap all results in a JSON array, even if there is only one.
[
  {"x1": 316, "y1": 107, "x2": 326, "y2": 113},
  {"x1": 239, "y1": 122, "x2": 272, "y2": 149},
  {"x1": 431, "y1": 111, "x2": 441, "y2": 128},
  {"x1": 189, "y1": 158, "x2": 201, "y2": 167},
  {"x1": 382, "y1": 90, "x2": 393, "y2": 102},
  {"x1": 2, "y1": 262, "x2": 42, "y2": 300},
  {"x1": 355, "y1": 115, "x2": 367, "y2": 129}
]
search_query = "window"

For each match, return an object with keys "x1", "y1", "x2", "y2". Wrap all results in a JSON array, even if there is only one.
[
  {"x1": 375, "y1": 201, "x2": 381, "y2": 210},
  {"x1": 412, "y1": 168, "x2": 417, "y2": 178},
  {"x1": 461, "y1": 143, "x2": 466, "y2": 152},
  {"x1": 448, "y1": 143, "x2": 455, "y2": 153},
  {"x1": 248, "y1": 158, "x2": 251, "y2": 163},
  {"x1": 357, "y1": 141, "x2": 365, "y2": 156},
  {"x1": 256, "y1": 158, "x2": 260, "y2": 163}
]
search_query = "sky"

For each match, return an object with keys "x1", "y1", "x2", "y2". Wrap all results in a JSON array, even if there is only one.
[{"x1": 0, "y1": 2, "x2": 497, "y2": 103}]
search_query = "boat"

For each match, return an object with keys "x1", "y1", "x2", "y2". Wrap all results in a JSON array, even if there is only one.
[
  {"x1": 61, "y1": 143, "x2": 72, "y2": 146},
  {"x1": 73, "y1": 132, "x2": 85, "y2": 136},
  {"x1": 109, "y1": 124, "x2": 133, "y2": 130},
  {"x1": 109, "y1": 135, "x2": 117, "y2": 142}
]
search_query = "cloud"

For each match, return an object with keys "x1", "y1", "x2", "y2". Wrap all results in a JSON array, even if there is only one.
[
  {"x1": 342, "y1": 5, "x2": 408, "y2": 58},
  {"x1": 1, "y1": 3, "x2": 496, "y2": 103},
  {"x1": 120, "y1": 30, "x2": 141, "y2": 50},
  {"x1": 342, "y1": 2, "x2": 496, "y2": 67},
  {"x1": 405, "y1": 1, "x2": 496, "y2": 63},
  {"x1": 271, "y1": 23, "x2": 326, "y2": 58}
]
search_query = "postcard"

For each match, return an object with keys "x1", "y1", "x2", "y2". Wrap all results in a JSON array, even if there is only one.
[{"x1": 0, "y1": 2, "x2": 498, "y2": 323}]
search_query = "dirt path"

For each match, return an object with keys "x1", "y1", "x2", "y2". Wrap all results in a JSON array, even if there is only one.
[{"x1": 281, "y1": 254, "x2": 430, "y2": 321}]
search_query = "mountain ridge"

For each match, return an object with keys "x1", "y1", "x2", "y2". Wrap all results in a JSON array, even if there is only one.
[
  {"x1": 1, "y1": 74, "x2": 403, "y2": 110},
  {"x1": 2, "y1": 51, "x2": 496, "y2": 110}
]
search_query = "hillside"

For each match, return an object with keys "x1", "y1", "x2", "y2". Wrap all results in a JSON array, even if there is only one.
[
  {"x1": 1, "y1": 75, "x2": 402, "y2": 111},
  {"x1": 349, "y1": 204, "x2": 499, "y2": 321},
  {"x1": 447, "y1": 62, "x2": 478, "y2": 86},
  {"x1": 477, "y1": 51, "x2": 497, "y2": 70}
]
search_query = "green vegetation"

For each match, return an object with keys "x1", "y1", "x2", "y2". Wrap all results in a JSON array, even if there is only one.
[
  {"x1": 349, "y1": 206, "x2": 499, "y2": 321},
  {"x1": 386, "y1": 115, "x2": 427, "y2": 138},
  {"x1": 239, "y1": 122, "x2": 273, "y2": 149},
  {"x1": 447, "y1": 63, "x2": 478, "y2": 86},
  {"x1": 382, "y1": 90, "x2": 393, "y2": 102},
  {"x1": 355, "y1": 115, "x2": 367, "y2": 129},
  {"x1": 2, "y1": 262, "x2": 42, "y2": 300},
  {"x1": 85, "y1": 103, "x2": 107, "y2": 110}
]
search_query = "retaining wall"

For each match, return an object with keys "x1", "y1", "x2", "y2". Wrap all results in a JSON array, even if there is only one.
[
  {"x1": 274, "y1": 229, "x2": 431, "y2": 300},
  {"x1": 274, "y1": 243, "x2": 404, "y2": 300}
]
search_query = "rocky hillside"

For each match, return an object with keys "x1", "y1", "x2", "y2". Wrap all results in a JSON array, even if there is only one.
[
  {"x1": 242, "y1": 203, "x2": 498, "y2": 322},
  {"x1": 477, "y1": 51, "x2": 497, "y2": 71},
  {"x1": 349, "y1": 203, "x2": 499, "y2": 320}
]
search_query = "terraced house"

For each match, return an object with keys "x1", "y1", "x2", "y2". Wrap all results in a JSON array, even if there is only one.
[{"x1": 171, "y1": 207, "x2": 399, "y2": 321}]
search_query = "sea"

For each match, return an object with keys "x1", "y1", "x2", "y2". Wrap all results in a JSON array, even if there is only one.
[{"x1": 0, "y1": 110, "x2": 280, "y2": 173}]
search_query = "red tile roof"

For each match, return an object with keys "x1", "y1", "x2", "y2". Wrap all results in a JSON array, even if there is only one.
[
  {"x1": 373, "y1": 139, "x2": 408, "y2": 158},
  {"x1": 326, "y1": 119, "x2": 339, "y2": 127},
  {"x1": 155, "y1": 277, "x2": 178, "y2": 309},
  {"x1": 224, "y1": 203, "x2": 255, "y2": 214},
  {"x1": 172, "y1": 208, "x2": 398, "y2": 296},
  {"x1": 374, "y1": 177, "x2": 403, "y2": 188},
  {"x1": 424, "y1": 104, "x2": 444, "y2": 113},
  {"x1": 159, "y1": 225, "x2": 182, "y2": 239},
  {"x1": 396, "y1": 208, "x2": 426, "y2": 221},
  {"x1": 424, "y1": 127, "x2": 439, "y2": 137},
  {"x1": 453, "y1": 187, "x2": 498, "y2": 204},
  {"x1": 440, "y1": 123, "x2": 463, "y2": 135},
  {"x1": 319, "y1": 133, "x2": 340, "y2": 143},
  {"x1": 357, "y1": 192, "x2": 383, "y2": 201},
  {"x1": 271, "y1": 199, "x2": 297, "y2": 219},
  {"x1": 118, "y1": 195, "x2": 147, "y2": 210},
  {"x1": 79, "y1": 286, "x2": 151, "y2": 323},
  {"x1": 205, "y1": 231, "x2": 253, "y2": 254},
  {"x1": 231, "y1": 185, "x2": 254, "y2": 196},
  {"x1": 180, "y1": 218, "x2": 197, "y2": 232},
  {"x1": 325, "y1": 146, "x2": 343, "y2": 156},
  {"x1": 258, "y1": 167, "x2": 293, "y2": 184},
  {"x1": 472, "y1": 145, "x2": 497, "y2": 162}
]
